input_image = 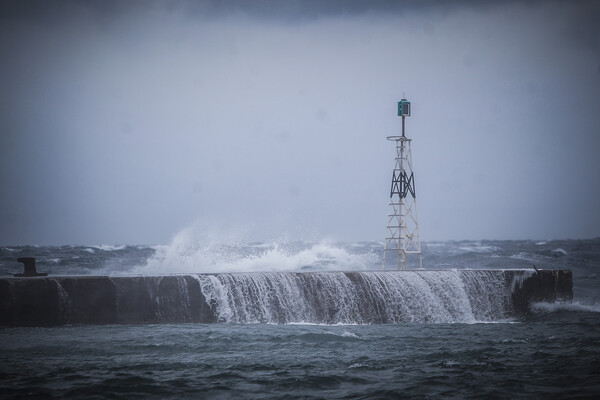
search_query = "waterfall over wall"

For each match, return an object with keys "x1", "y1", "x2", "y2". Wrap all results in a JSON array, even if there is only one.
[
  {"x1": 0, "y1": 270, "x2": 572, "y2": 326},
  {"x1": 195, "y1": 270, "x2": 519, "y2": 324}
]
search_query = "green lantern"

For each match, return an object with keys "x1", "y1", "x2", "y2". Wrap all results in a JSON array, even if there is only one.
[{"x1": 397, "y1": 99, "x2": 411, "y2": 117}]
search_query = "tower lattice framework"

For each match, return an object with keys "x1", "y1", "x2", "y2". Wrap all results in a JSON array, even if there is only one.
[{"x1": 383, "y1": 100, "x2": 423, "y2": 270}]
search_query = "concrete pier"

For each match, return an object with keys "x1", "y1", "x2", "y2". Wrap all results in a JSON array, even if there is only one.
[{"x1": 0, "y1": 270, "x2": 572, "y2": 327}]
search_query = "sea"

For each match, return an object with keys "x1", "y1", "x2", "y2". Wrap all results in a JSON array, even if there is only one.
[{"x1": 1, "y1": 237, "x2": 599, "y2": 399}]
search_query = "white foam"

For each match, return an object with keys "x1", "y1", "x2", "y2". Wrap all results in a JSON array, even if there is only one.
[
  {"x1": 530, "y1": 301, "x2": 600, "y2": 313},
  {"x1": 424, "y1": 242, "x2": 447, "y2": 247},
  {"x1": 458, "y1": 245, "x2": 500, "y2": 253},
  {"x1": 348, "y1": 363, "x2": 367, "y2": 368},
  {"x1": 443, "y1": 360, "x2": 460, "y2": 366},
  {"x1": 95, "y1": 244, "x2": 127, "y2": 251},
  {"x1": 322, "y1": 330, "x2": 360, "y2": 338},
  {"x1": 285, "y1": 322, "x2": 360, "y2": 326},
  {"x1": 510, "y1": 252, "x2": 534, "y2": 261},
  {"x1": 552, "y1": 248, "x2": 567, "y2": 256}
]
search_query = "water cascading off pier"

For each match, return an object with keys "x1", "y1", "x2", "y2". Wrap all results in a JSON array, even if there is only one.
[{"x1": 0, "y1": 270, "x2": 572, "y2": 326}]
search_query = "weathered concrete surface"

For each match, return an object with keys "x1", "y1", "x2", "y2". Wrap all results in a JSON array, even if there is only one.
[
  {"x1": 0, "y1": 278, "x2": 62, "y2": 326},
  {"x1": 511, "y1": 270, "x2": 573, "y2": 314},
  {"x1": 110, "y1": 276, "x2": 216, "y2": 324},
  {"x1": 0, "y1": 276, "x2": 216, "y2": 327},
  {"x1": 0, "y1": 270, "x2": 572, "y2": 327}
]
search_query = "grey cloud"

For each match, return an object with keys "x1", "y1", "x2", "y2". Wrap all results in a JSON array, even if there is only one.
[{"x1": 0, "y1": 0, "x2": 599, "y2": 245}]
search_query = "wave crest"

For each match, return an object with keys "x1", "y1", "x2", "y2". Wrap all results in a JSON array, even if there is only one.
[{"x1": 126, "y1": 229, "x2": 378, "y2": 275}]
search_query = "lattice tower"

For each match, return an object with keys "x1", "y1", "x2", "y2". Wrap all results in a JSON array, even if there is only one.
[{"x1": 382, "y1": 99, "x2": 423, "y2": 270}]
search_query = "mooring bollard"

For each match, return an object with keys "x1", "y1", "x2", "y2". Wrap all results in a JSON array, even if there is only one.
[{"x1": 14, "y1": 257, "x2": 47, "y2": 277}]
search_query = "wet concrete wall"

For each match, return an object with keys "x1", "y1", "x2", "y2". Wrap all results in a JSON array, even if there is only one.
[
  {"x1": 0, "y1": 270, "x2": 572, "y2": 327},
  {"x1": 0, "y1": 276, "x2": 217, "y2": 327},
  {"x1": 510, "y1": 269, "x2": 573, "y2": 314}
]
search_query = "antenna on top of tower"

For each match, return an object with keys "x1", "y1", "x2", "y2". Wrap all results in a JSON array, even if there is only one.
[{"x1": 382, "y1": 98, "x2": 423, "y2": 270}]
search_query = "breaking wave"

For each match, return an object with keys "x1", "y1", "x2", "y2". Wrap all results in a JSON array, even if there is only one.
[{"x1": 126, "y1": 229, "x2": 379, "y2": 275}]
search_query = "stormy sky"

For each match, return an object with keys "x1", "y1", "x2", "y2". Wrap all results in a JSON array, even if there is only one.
[{"x1": 1, "y1": 0, "x2": 599, "y2": 245}]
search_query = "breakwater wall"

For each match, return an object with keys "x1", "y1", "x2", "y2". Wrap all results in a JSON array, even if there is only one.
[{"x1": 0, "y1": 270, "x2": 572, "y2": 326}]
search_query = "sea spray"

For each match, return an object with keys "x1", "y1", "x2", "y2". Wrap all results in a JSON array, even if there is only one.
[{"x1": 128, "y1": 230, "x2": 379, "y2": 275}]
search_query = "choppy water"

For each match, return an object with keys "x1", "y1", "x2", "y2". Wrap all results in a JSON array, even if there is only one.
[
  {"x1": 1, "y1": 238, "x2": 599, "y2": 398},
  {"x1": 1, "y1": 318, "x2": 599, "y2": 399}
]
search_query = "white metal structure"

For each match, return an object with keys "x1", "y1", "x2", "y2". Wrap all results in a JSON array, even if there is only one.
[{"x1": 383, "y1": 101, "x2": 423, "y2": 270}]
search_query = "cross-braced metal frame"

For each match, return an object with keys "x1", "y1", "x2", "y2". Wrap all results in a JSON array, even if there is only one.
[{"x1": 383, "y1": 135, "x2": 423, "y2": 270}]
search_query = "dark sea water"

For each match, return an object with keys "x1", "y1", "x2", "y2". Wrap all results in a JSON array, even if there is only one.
[{"x1": 1, "y1": 238, "x2": 599, "y2": 399}]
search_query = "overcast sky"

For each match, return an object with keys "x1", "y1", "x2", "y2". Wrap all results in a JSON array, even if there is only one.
[{"x1": 1, "y1": 0, "x2": 599, "y2": 245}]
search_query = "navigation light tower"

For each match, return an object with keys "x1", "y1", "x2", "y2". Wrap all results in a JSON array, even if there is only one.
[{"x1": 382, "y1": 99, "x2": 423, "y2": 270}]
